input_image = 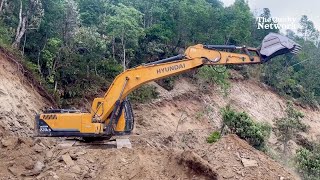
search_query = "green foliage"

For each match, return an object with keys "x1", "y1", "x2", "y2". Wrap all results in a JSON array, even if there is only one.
[
  {"x1": 221, "y1": 0, "x2": 252, "y2": 44},
  {"x1": 0, "y1": 22, "x2": 12, "y2": 46},
  {"x1": 77, "y1": 0, "x2": 106, "y2": 26},
  {"x1": 1, "y1": 0, "x2": 318, "y2": 108},
  {"x1": 207, "y1": 131, "x2": 221, "y2": 143},
  {"x1": 156, "y1": 76, "x2": 177, "y2": 91},
  {"x1": 197, "y1": 66, "x2": 230, "y2": 95},
  {"x1": 274, "y1": 101, "x2": 308, "y2": 154},
  {"x1": 129, "y1": 85, "x2": 159, "y2": 103},
  {"x1": 24, "y1": 61, "x2": 39, "y2": 73},
  {"x1": 102, "y1": 3, "x2": 145, "y2": 67},
  {"x1": 195, "y1": 106, "x2": 213, "y2": 121},
  {"x1": 296, "y1": 147, "x2": 320, "y2": 180},
  {"x1": 298, "y1": 15, "x2": 319, "y2": 43},
  {"x1": 261, "y1": 15, "x2": 320, "y2": 107},
  {"x1": 221, "y1": 105, "x2": 271, "y2": 149},
  {"x1": 41, "y1": 38, "x2": 62, "y2": 83},
  {"x1": 97, "y1": 60, "x2": 123, "y2": 79}
]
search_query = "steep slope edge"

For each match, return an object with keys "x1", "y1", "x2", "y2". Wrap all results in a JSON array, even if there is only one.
[{"x1": 0, "y1": 49, "x2": 54, "y2": 136}]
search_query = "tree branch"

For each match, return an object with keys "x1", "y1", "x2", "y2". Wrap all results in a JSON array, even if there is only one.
[{"x1": 0, "y1": 0, "x2": 5, "y2": 14}]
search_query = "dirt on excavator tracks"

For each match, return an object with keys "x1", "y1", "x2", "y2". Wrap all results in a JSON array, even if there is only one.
[{"x1": 0, "y1": 50, "x2": 312, "y2": 179}]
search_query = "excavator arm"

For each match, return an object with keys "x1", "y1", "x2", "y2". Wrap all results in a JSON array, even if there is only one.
[{"x1": 35, "y1": 33, "x2": 301, "y2": 138}]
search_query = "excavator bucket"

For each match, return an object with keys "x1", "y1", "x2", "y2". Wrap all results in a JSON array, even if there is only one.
[{"x1": 259, "y1": 33, "x2": 301, "y2": 62}]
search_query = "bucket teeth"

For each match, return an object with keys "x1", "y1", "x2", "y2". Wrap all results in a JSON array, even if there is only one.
[
  {"x1": 294, "y1": 45, "x2": 302, "y2": 50},
  {"x1": 295, "y1": 44, "x2": 302, "y2": 49},
  {"x1": 291, "y1": 45, "x2": 302, "y2": 54}
]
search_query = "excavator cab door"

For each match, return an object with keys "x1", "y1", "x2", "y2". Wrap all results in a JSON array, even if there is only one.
[{"x1": 259, "y1": 33, "x2": 301, "y2": 62}]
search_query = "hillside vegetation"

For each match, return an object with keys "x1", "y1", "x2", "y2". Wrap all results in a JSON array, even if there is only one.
[
  {"x1": 0, "y1": 0, "x2": 319, "y2": 108},
  {"x1": 1, "y1": 0, "x2": 320, "y2": 179},
  {"x1": 0, "y1": 55, "x2": 300, "y2": 179}
]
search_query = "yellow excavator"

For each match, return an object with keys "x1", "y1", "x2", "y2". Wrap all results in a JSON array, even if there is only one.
[{"x1": 35, "y1": 33, "x2": 301, "y2": 139}]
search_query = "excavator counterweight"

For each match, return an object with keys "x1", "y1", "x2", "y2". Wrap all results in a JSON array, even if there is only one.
[{"x1": 35, "y1": 33, "x2": 301, "y2": 139}]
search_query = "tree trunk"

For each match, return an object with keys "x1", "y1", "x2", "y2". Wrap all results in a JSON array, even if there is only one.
[
  {"x1": 123, "y1": 44, "x2": 126, "y2": 71},
  {"x1": 13, "y1": 0, "x2": 23, "y2": 47},
  {"x1": 0, "y1": 0, "x2": 5, "y2": 14},
  {"x1": 12, "y1": 0, "x2": 27, "y2": 48},
  {"x1": 22, "y1": 31, "x2": 27, "y2": 56},
  {"x1": 112, "y1": 36, "x2": 115, "y2": 60},
  {"x1": 54, "y1": 80, "x2": 58, "y2": 92},
  {"x1": 86, "y1": 65, "x2": 89, "y2": 78},
  {"x1": 121, "y1": 33, "x2": 126, "y2": 71},
  {"x1": 37, "y1": 40, "x2": 47, "y2": 77},
  {"x1": 12, "y1": 16, "x2": 27, "y2": 48},
  {"x1": 94, "y1": 63, "x2": 98, "y2": 76},
  {"x1": 283, "y1": 140, "x2": 288, "y2": 155},
  {"x1": 37, "y1": 49, "x2": 42, "y2": 77},
  {"x1": 220, "y1": 124, "x2": 226, "y2": 135},
  {"x1": 143, "y1": 14, "x2": 146, "y2": 28}
]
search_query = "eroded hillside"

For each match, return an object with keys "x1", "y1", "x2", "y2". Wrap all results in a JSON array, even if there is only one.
[
  {"x1": 0, "y1": 51, "x2": 311, "y2": 179},
  {"x1": 0, "y1": 50, "x2": 50, "y2": 137}
]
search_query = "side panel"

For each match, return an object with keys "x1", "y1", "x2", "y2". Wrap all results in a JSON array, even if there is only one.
[
  {"x1": 42, "y1": 113, "x2": 83, "y2": 132},
  {"x1": 36, "y1": 112, "x2": 104, "y2": 137},
  {"x1": 81, "y1": 113, "x2": 103, "y2": 134}
]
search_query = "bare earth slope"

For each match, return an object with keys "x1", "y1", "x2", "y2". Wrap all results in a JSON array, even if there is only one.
[
  {"x1": 0, "y1": 51, "x2": 48, "y2": 136},
  {"x1": 0, "y1": 50, "x2": 309, "y2": 179}
]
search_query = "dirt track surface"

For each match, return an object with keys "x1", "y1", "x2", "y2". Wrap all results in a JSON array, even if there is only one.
[
  {"x1": 0, "y1": 134, "x2": 297, "y2": 180},
  {"x1": 0, "y1": 51, "x2": 314, "y2": 179}
]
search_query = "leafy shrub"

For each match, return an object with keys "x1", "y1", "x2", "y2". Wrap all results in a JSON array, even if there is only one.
[
  {"x1": 221, "y1": 105, "x2": 271, "y2": 149},
  {"x1": 196, "y1": 66, "x2": 230, "y2": 95},
  {"x1": 262, "y1": 58, "x2": 320, "y2": 108},
  {"x1": 0, "y1": 22, "x2": 12, "y2": 46},
  {"x1": 129, "y1": 85, "x2": 159, "y2": 103},
  {"x1": 274, "y1": 101, "x2": 308, "y2": 155},
  {"x1": 97, "y1": 59, "x2": 123, "y2": 79},
  {"x1": 296, "y1": 147, "x2": 320, "y2": 180},
  {"x1": 207, "y1": 131, "x2": 221, "y2": 143},
  {"x1": 156, "y1": 76, "x2": 177, "y2": 91}
]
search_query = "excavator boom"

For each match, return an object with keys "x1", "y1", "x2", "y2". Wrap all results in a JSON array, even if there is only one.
[{"x1": 35, "y1": 33, "x2": 300, "y2": 138}]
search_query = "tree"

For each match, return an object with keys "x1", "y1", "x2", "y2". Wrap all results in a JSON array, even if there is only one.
[
  {"x1": 220, "y1": 0, "x2": 253, "y2": 45},
  {"x1": 77, "y1": 0, "x2": 107, "y2": 27},
  {"x1": 12, "y1": 0, "x2": 44, "y2": 48},
  {"x1": 1, "y1": 0, "x2": 319, "y2": 109},
  {"x1": 41, "y1": 37, "x2": 62, "y2": 91},
  {"x1": 0, "y1": 0, "x2": 5, "y2": 14},
  {"x1": 103, "y1": 3, "x2": 144, "y2": 70},
  {"x1": 62, "y1": 0, "x2": 79, "y2": 45},
  {"x1": 251, "y1": 8, "x2": 279, "y2": 46},
  {"x1": 221, "y1": 105, "x2": 271, "y2": 150},
  {"x1": 296, "y1": 145, "x2": 320, "y2": 180},
  {"x1": 73, "y1": 26, "x2": 107, "y2": 76},
  {"x1": 274, "y1": 101, "x2": 308, "y2": 156},
  {"x1": 298, "y1": 15, "x2": 319, "y2": 45}
]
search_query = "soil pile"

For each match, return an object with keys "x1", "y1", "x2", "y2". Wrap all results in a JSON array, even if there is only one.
[{"x1": 201, "y1": 135, "x2": 295, "y2": 179}]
